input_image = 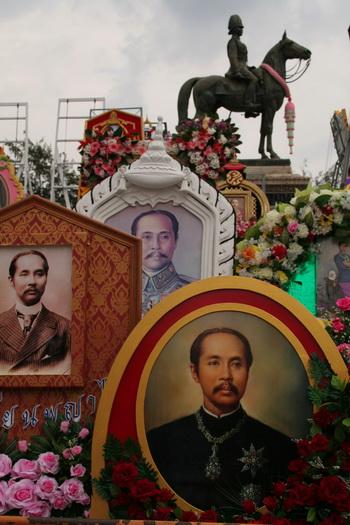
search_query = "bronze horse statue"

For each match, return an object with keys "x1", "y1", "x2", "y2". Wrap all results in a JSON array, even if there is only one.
[{"x1": 177, "y1": 32, "x2": 311, "y2": 159}]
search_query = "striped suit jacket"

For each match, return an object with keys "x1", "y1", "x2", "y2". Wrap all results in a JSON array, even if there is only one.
[{"x1": 0, "y1": 305, "x2": 70, "y2": 372}]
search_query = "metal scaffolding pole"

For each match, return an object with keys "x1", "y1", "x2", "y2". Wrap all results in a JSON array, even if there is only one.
[
  {"x1": 0, "y1": 102, "x2": 30, "y2": 192},
  {"x1": 50, "y1": 97, "x2": 106, "y2": 208}
]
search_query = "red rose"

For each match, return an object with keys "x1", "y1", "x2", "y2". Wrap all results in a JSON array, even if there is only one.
[
  {"x1": 271, "y1": 518, "x2": 292, "y2": 525},
  {"x1": 319, "y1": 476, "x2": 350, "y2": 512},
  {"x1": 157, "y1": 487, "x2": 174, "y2": 502},
  {"x1": 313, "y1": 407, "x2": 340, "y2": 428},
  {"x1": 200, "y1": 509, "x2": 218, "y2": 522},
  {"x1": 318, "y1": 513, "x2": 346, "y2": 525},
  {"x1": 336, "y1": 297, "x2": 350, "y2": 311},
  {"x1": 273, "y1": 481, "x2": 287, "y2": 496},
  {"x1": 112, "y1": 461, "x2": 138, "y2": 487},
  {"x1": 127, "y1": 503, "x2": 147, "y2": 519},
  {"x1": 130, "y1": 478, "x2": 159, "y2": 501},
  {"x1": 332, "y1": 317, "x2": 345, "y2": 332},
  {"x1": 110, "y1": 492, "x2": 131, "y2": 506},
  {"x1": 296, "y1": 438, "x2": 311, "y2": 458},
  {"x1": 263, "y1": 495, "x2": 278, "y2": 511},
  {"x1": 288, "y1": 458, "x2": 308, "y2": 475},
  {"x1": 242, "y1": 498, "x2": 256, "y2": 514},
  {"x1": 309, "y1": 433, "x2": 330, "y2": 453},
  {"x1": 271, "y1": 244, "x2": 287, "y2": 260},
  {"x1": 152, "y1": 507, "x2": 173, "y2": 520},
  {"x1": 181, "y1": 510, "x2": 198, "y2": 522}
]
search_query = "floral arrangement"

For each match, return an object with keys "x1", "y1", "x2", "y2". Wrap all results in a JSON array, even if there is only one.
[
  {"x1": 78, "y1": 128, "x2": 147, "y2": 195},
  {"x1": 237, "y1": 355, "x2": 350, "y2": 525},
  {"x1": 166, "y1": 117, "x2": 241, "y2": 183},
  {"x1": 235, "y1": 185, "x2": 350, "y2": 288},
  {"x1": 0, "y1": 417, "x2": 92, "y2": 518},
  {"x1": 325, "y1": 297, "x2": 350, "y2": 373},
  {"x1": 94, "y1": 434, "x2": 219, "y2": 522}
]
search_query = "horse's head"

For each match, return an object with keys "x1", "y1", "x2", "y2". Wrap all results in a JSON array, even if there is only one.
[{"x1": 279, "y1": 31, "x2": 311, "y2": 61}]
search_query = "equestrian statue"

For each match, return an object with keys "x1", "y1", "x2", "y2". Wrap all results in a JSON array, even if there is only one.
[{"x1": 177, "y1": 14, "x2": 311, "y2": 159}]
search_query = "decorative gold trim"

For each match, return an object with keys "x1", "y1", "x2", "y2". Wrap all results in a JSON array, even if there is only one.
[
  {"x1": 90, "y1": 276, "x2": 346, "y2": 518},
  {"x1": 220, "y1": 178, "x2": 270, "y2": 221}
]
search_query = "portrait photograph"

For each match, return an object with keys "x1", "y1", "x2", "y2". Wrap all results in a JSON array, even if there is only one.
[
  {"x1": 0, "y1": 245, "x2": 72, "y2": 376},
  {"x1": 145, "y1": 310, "x2": 311, "y2": 440},
  {"x1": 106, "y1": 203, "x2": 203, "y2": 314},
  {"x1": 317, "y1": 237, "x2": 350, "y2": 316}
]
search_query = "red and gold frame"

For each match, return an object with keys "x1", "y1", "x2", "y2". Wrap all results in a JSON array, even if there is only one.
[{"x1": 90, "y1": 276, "x2": 347, "y2": 518}]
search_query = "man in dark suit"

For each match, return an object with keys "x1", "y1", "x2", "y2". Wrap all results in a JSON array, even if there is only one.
[
  {"x1": 0, "y1": 250, "x2": 70, "y2": 374},
  {"x1": 147, "y1": 328, "x2": 297, "y2": 510}
]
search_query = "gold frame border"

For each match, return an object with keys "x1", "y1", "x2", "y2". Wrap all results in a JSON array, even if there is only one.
[{"x1": 90, "y1": 276, "x2": 347, "y2": 518}]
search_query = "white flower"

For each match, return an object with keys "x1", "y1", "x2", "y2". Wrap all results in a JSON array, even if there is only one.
[
  {"x1": 284, "y1": 205, "x2": 296, "y2": 218},
  {"x1": 333, "y1": 210, "x2": 344, "y2": 224},
  {"x1": 287, "y1": 242, "x2": 304, "y2": 261},
  {"x1": 295, "y1": 223, "x2": 309, "y2": 238},
  {"x1": 218, "y1": 134, "x2": 228, "y2": 144}
]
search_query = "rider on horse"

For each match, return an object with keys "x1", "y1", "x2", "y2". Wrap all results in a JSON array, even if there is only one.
[{"x1": 225, "y1": 14, "x2": 261, "y2": 114}]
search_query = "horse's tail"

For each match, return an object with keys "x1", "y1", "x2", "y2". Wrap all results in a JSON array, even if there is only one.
[{"x1": 177, "y1": 77, "x2": 200, "y2": 123}]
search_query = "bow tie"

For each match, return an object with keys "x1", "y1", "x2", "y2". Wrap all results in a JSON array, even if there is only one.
[{"x1": 16, "y1": 311, "x2": 39, "y2": 335}]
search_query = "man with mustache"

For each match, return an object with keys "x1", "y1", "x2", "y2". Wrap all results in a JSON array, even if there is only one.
[
  {"x1": 0, "y1": 250, "x2": 70, "y2": 374},
  {"x1": 131, "y1": 210, "x2": 194, "y2": 315},
  {"x1": 147, "y1": 328, "x2": 296, "y2": 509}
]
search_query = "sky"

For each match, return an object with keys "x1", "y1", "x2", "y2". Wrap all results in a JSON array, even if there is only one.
[{"x1": 0, "y1": 0, "x2": 348, "y2": 179}]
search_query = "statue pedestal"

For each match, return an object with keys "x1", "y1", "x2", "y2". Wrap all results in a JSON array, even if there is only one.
[{"x1": 240, "y1": 159, "x2": 309, "y2": 206}]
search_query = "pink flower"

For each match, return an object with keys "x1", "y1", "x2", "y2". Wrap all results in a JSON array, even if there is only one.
[
  {"x1": 38, "y1": 452, "x2": 59, "y2": 475},
  {"x1": 49, "y1": 489, "x2": 68, "y2": 510},
  {"x1": 71, "y1": 445, "x2": 82, "y2": 456},
  {"x1": 0, "y1": 481, "x2": 8, "y2": 514},
  {"x1": 12, "y1": 459, "x2": 40, "y2": 480},
  {"x1": 35, "y1": 475, "x2": 58, "y2": 500},
  {"x1": 62, "y1": 448, "x2": 74, "y2": 460},
  {"x1": 0, "y1": 454, "x2": 12, "y2": 478},
  {"x1": 20, "y1": 500, "x2": 51, "y2": 518},
  {"x1": 336, "y1": 297, "x2": 350, "y2": 311},
  {"x1": 17, "y1": 440, "x2": 28, "y2": 453},
  {"x1": 6, "y1": 479, "x2": 37, "y2": 509},
  {"x1": 78, "y1": 428, "x2": 89, "y2": 439},
  {"x1": 287, "y1": 220, "x2": 299, "y2": 234},
  {"x1": 79, "y1": 492, "x2": 90, "y2": 506},
  {"x1": 332, "y1": 317, "x2": 345, "y2": 332},
  {"x1": 60, "y1": 478, "x2": 85, "y2": 502},
  {"x1": 89, "y1": 141, "x2": 100, "y2": 157},
  {"x1": 70, "y1": 464, "x2": 86, "y2": 477},
  {"x1": 84, "y1": 509, "x2": 90, "y2": 518},
  {"x1": 107, "y1": 140, "x2": 123, "y2": 154},
  {"x1": 60, "y1": 420, "x2": 70, "y2": 433}
]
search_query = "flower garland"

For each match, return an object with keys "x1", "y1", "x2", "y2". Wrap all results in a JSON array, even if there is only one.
[
  {"x1": 235, "y1": 185, "x2": 350, "y2": 288},
  {"x1": 78, "y1": 128, "x2": 147, "y2": 195},
  {"x1": 0, "y1": 417, "x2": 92, "y2": 518},
  {"x1": 166, "y1": 117, "x2": 241, "y2": 183}
]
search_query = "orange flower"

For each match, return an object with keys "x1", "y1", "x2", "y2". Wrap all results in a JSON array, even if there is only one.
[{"x1": 242, "y1": 245, "x2": 258, "y2": 260}]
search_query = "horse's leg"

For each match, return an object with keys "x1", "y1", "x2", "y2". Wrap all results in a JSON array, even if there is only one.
[
  {"x1": 258, "y1": 114, "x2": 268, "y2": 159},
  {"x1": 194, "y1": 91, "x2": 219, "y2": 119},
  {"x1": 266, "y1": 113, "x2": 280, "y2": 159}
]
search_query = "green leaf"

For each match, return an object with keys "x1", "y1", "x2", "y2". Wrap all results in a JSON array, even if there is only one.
[
  {"x1": 306, "y1": 507, "x2": 316, "y2": 522},
  {"x1": 331, "y1": 375, "x2": 347, "y2": 392},
  {"x1": 334, "y1": 424, "x2": 346, "y2": 442},
  {"x1": 342, "y1": 418, "x2": 350, "y2": 427},
  {"x1": 245, "y1": 224, "x2": 261, "y2": 240},
  {"x1": 304, "y1": 211, "x2": 314, "y2": 228},
  {"x1": 314, "y1": 194, "x2": 331, "y2": 207}
]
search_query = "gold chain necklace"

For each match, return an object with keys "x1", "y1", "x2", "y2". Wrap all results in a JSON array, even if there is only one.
[{"x1": 196, "y1": 409, "x2": 246, "y2": 480}]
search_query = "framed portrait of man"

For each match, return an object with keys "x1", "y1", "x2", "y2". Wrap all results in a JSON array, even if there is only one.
[
  {"x1": 317, "y1": 237, "x2": 350, "y2": 316},
  {"x1": 0, "y1": 246, "x2": 72, "y2": 377},
  {"x1": 90, "y1": 276, "x2": 347, "y2": 517},
  {"x1": 76, "y1": 142, "x2": 235, "y2": 315}
]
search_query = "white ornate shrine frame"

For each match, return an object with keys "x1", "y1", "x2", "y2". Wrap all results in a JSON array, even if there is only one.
[{"x1": 76, "y1": 122, "x2": 235, "y2": 278}]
